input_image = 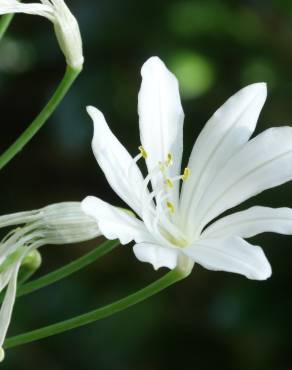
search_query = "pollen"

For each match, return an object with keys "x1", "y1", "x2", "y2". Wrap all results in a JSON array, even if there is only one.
[
  {"x1": 166, "y1": 201, "x2": 175, "y2": 214},
  {"x1": 166, "y1": 153, "x2": 173, "y2": 166},
  {"x1": 165, "y1": 178, "x2": 174, "y2": 188},
  {"x1": 182, "y1": 167, "x2": 190, "y2": 181},
  {"x1": 138, "y1": 146, "x2": 148, "y2": 159}
]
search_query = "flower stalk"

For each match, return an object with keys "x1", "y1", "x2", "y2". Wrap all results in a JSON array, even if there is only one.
[
  {"x1": 0, "y1": 13, "x2": 13, "y2": 39},
  {"x1": 0, "y1": 202, "x2": 101, "y2": 360},
  {"x1": 4, "y1": 267, "x2": 189, "y2": 349},
  {"x1": 0, "y1": 65, "x2": 80, "y2": 170}
]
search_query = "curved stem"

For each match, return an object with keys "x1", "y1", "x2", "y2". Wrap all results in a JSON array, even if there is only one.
[
  {"x1": 0, "y1": 14, "x2": 13, "y2": 40},
  {"x1": 17, "y1": 239, "x2": 119, "y2": 298},
  {"x1": 0, "y1": 65, "x2": 81, "y2": 170},
  {"x1": 4, "y1": 268, "x2": 187, "y2": 349}
]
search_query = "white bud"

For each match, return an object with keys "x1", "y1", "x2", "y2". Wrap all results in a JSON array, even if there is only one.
[
  {"x1": 36, "y1": 202, "x2": 100, "y2": 244},
  {"x1": 0, "y1": 0, "x2": 84, "y2": 69},
  {"x1": 0, "y1": 201, "x2": 100, "y2": 357},
  {"x1": 0, "y1": 202, "x2": 100, "y2": 247},
  {"x1": 49, "y1": 0, "x2": 84, "y2": 69}
]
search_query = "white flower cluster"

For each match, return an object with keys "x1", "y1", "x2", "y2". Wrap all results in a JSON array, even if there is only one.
[{"x1": 0, "y1": 202, "x2": 100, "y2": 361}]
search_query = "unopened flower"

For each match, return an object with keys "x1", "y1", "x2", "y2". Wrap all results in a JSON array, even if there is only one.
[
  {"x1": 0, "y1": 0, "x2": 84, "y2": 69},
  {"x1": 82, "y1": 56, "x2": 292, "y2": 280},
  {"x1": 0, "y1": 202, "x2": 99, "y2": 361}
]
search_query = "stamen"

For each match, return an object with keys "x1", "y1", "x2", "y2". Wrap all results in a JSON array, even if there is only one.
[
  {"x1": 133, "y1": 153, "x2": 143, "y2": 163},
  {"x1": 166, "y1": 201, "x2": 175, "y2": 214},
  {"x1": 165, "y1": 178, "x2": 174, "y2": 189},
  {"x1": 127, "y1": 147, "x2": 145, "y2": 181},
  {"x1": 166, "y1": 153, "x2": 173, "y2": 166},
  {"x1": 138, "y1": 145, "x2": 148, "y2": 159},
  {"x1": 182, "y1": 167, "x2": 190, "y2": 181}
]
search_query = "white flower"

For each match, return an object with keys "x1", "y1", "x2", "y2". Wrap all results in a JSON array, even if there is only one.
[
  {"x1": 82, "y1": 56, "x2": 292, "y2": 280},
  {"x1": 0, "y1": 202, "x2": 100, "y2": 361},
  {"x1": 0, "y1": 0, "x2": 84, "y2": 69}
]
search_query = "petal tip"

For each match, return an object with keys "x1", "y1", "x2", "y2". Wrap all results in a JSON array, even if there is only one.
[
  {"x1": 141, "y1": 56, "x2": 165, "y2": 76},
  {"x1": 86, "y1": 105, "x2": 104, "y2": 121},
  {"x1": 256, "y1": 82, "x2": 267, "y2": 94},
  {"x1": 250, "y1": 249, "x2": 272, "y2": 281},
  {"x1": 81, "y1": 196, "x2": 96, "y2": 216},
  {"x1": 246, "y1": 82, "x2": 267, "y2": 97},
  {"x1": 256, "y1": 263, "x2": 272, "y2": 281},
  {"x1": 86, "y1": 106, "x2": 109, "y2": 147}
]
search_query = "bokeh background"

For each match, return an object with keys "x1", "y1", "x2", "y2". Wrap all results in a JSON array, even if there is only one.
[{"x1": 1, "y1": 0, "x2": 292, "y2": 369}]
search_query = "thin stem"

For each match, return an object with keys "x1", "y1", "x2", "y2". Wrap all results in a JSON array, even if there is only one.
[
  {"x1": 0, "y1": 14, "x2": 14, "y2": 40},
  {"x1": 17, "y1": 240, "x2": 119, "y2": 298},
  {"x1": 0, "y1": 65, "x2": 81, "y2": 170},
  {"x1": 4, "y1": 267, "x2": 187, "y2": 349}
]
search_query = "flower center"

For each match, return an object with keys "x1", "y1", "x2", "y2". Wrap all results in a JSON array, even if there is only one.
[{"x1": 131, "y1": 146, "x2": 190, "y2": 248}]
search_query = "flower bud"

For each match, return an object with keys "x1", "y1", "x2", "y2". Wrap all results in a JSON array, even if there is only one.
[
  {"x1": 0, "y1": 0, "x2": 84, "y2": 69},
  {"x1": 35, "y1": 202, "x2": 100, "y2": 244},
  {"x1": 50, "y1": 0, "x2": 84, "y2": 69},
  {"x1": 18, "y1": 250, "x2": 42, "y2": 283},
  {"x1": 0, "y1": 201, "x2": 99, "y2": 358}
]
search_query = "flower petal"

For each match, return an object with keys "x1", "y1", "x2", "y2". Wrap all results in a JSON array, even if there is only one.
[
  {"x1": 184, "y1": 236, "x2": 271, "y2": 280},
  {"x1": 193, "y1": 126, "x2": 292, "y2": 236},
  {"x1": 138, "y1": 57, "x2": 184, "y2": 204},
  {"x1": 179, "y1": 83, "x2": 267, "y2": 231},
  {"x1": 0, "y1": 262, "x2": 20, "y2": 348},
  {"x1": 133, "y1": 243, "x2": 179, "y2": 270},
  {"x1": 0, "y1": 1, "x2": 54, "y2": 20},
  {"x1": 0, "y1": 268, "x2": 13, "y2": 294},
  {"x1": 87, "y1": 106, "x2": 148, "y2": 217},
  {"x1": 202, "y1": 206, "x2": 292, "y2": 239},
  {"x1": 82, "y1": 196, "x2": 154, "y2": 245}
]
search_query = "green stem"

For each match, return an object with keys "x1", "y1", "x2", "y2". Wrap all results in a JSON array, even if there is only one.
[
  {"x1": 0, "y1": 65, "x2": 81, "y2": 170},
  {"x1": 4, "y1": 268, "x2": 187, "y2": 349},
  {"x1": 0, "y1": 14, "x2": 14, "y2": 40},
  {"x1": 17, "y1": 240, "x2": 120, "y2": 298}
]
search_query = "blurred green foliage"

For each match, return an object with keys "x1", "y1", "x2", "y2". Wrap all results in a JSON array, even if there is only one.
[{"x1": 1, "y1": 0, "x2": 292, "y2": 369}]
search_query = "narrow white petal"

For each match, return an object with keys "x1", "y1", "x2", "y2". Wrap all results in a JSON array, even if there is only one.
[
  {"x1": 87, "y1": 106, "x2": 148, "y2": 217},
  {"x1": 180, "y1": 83, "x2": 267, "y2": 231},
  {"x1": 133, "y1": 243, "x2": 179, "y2": 270},
  {"x1": 138, "y1": 56, "x2": 184, "y2": 204},
  {"x1": 193, "y1": 126, "x2": 292, "y2": 235},
  {"x1": 0, "y1": 268, "x2": 13, "y2": 294},
  {"x1": 0, "y1": 263, "x2": 20, "y2": 348},
  {"x1": 184, "y1": 236, "x2": 271, "y2": 280},
  {"x1": 0, "y1": 2, "x2": 54, "y2": 20},
  {"x1": 202, "y1": 206, "x2": 292, "y2": 239},
  {"x1": 82, "y1": 196, "x2": 154, "y2": 245}
]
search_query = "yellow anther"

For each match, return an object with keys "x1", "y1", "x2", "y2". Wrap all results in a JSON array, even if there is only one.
[
  {"x1": 182, "y1": 167, "x2": 190, "y2": 181},
  {"x1": 165, "y1": 178, "x2": 174, "y2": 188},
  {"x1": 138, "y1": 146, "x2": 148, "y2": 159},
  {"x1": 166, "y1": 201, "x2": 175, "y2": 214},
  {"x1": 166, "y1": 153, "x2": 173, "y2": 166}
]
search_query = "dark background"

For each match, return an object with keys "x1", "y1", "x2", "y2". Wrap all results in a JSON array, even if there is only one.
[{"x1": 1, "y1": 0, "x2": 292, "y2": 369}]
